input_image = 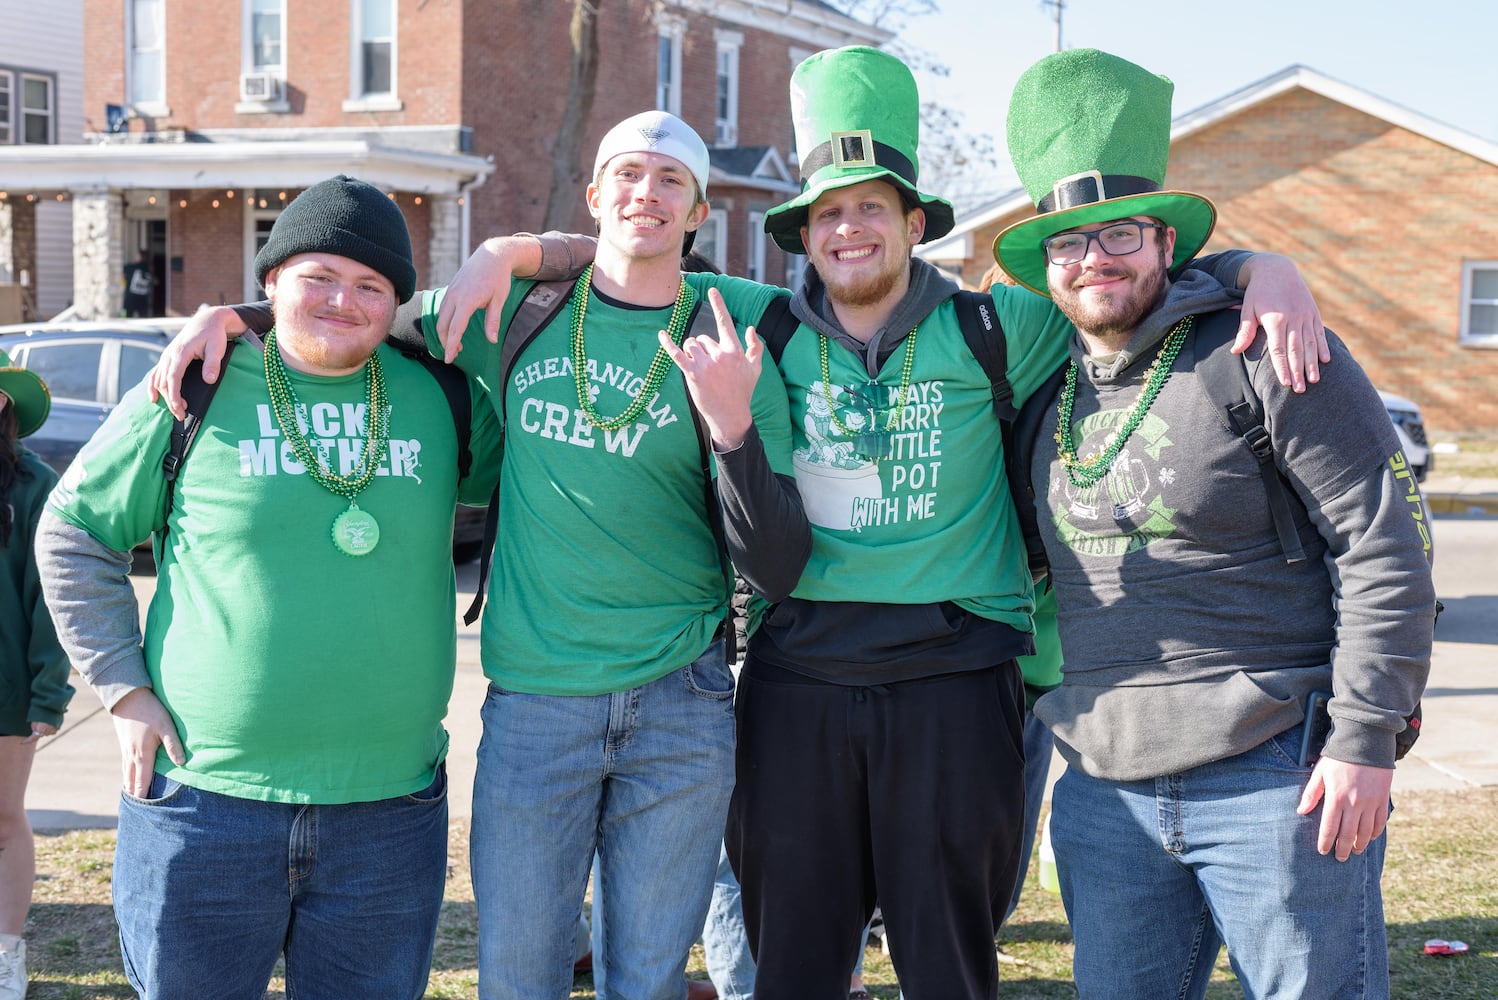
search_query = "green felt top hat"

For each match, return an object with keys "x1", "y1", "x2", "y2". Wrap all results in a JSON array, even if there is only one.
[
  {"x1": 993, "y1": 48, "x2": 1217, "y2": 296},
  {"x1": 0, "y1": 348, "x2": 51, "y2": 439},
  {"x1": 764, "y1": 46, "x2": 953, "y2": 255}
]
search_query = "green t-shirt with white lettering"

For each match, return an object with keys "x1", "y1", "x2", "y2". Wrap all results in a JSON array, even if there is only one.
[
  {"x1": 424, "y1": 275, "x2": 790, "y2": 695},
  {"x1": 47, "y1": 343, "x2": 502, "y2": 804},
  {"x1": 766, "y1": 286, "x2": 1071, "y2": 631}
]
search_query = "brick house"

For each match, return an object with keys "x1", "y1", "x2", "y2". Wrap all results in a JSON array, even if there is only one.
[
  {"x1": 918, "y1": 66, "x2": 1498, "y2": 435},
  {"x1": 0, "y1": 0, "x2": 883, "y2": 320}
]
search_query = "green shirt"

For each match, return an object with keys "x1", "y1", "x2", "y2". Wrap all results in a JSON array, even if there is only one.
[
  {"x1": 47, "y1": 343, "x2": 502, "y2": 803},
  {"x1": 425, "y1": 276, "x2": 790, "y2": 695},
  {"x1": 759, "y1": 286, "x2": 1071, "y2": 633},
  {"x1": 1, "y1": 449, "x2": 72, "y2": 735}
]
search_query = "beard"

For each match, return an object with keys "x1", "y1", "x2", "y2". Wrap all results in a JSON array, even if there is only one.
[
  {"x1": 813, "y1": 245, "x2": 910, "y2": 310},
  {"x1": 1048, "y1": 242, "x2": 1170, "y2": 342}
]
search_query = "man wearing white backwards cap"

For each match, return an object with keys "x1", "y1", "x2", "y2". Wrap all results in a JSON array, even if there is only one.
[{"x1": 155, "y1": 110, "x2": 808, "y2": 1000}]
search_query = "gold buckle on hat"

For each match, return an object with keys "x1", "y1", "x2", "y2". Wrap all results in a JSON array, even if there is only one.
[
  {"x1": 1051, "y1": 170, "x2": 1106, "y2": 210},
  {"x1": 830, "y1": 130, "x2": 876, "y2": 169}
]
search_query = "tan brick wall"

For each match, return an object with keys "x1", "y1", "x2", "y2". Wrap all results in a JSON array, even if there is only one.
[{"x1": 964, "y1": 89, "x2": 1498, "y2": 433}]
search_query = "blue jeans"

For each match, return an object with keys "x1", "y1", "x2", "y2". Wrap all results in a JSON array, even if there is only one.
[
  {"x1": 1051, "y1": 725, "x2": 1389, "y2": 1000},
  {"x1": 702, "y1": 843, "x2": 755, "y2": 1000},
  {"x1": 114, "y1": 767, "x2": 448, "y2": 1000},
  {"x1": 471, "y1": 641, "x2": 736, "y2": 1000}
]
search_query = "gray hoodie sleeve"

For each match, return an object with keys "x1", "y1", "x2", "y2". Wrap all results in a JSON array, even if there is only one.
[
  {"x1": 36, "y1": 510, "x2": 151, "y2": 710},
  {"x1": 1304, "y1": 461, "x2": 1435, "y2": 768},
  {"x1": 714, "y1": 425, "x2": 811, "y2": 602}
]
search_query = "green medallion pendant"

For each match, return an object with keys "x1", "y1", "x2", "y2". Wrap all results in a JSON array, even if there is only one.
[{"x1": 332, "y1": 503, "x2": 381, "y2": 557}]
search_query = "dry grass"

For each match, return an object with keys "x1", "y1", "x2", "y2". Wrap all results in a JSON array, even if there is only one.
[{"x1": 25, "y1": 789, "x2": 1498, "y2": 999}]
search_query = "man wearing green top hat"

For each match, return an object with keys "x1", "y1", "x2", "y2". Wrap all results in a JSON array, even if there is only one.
[{"x1": 995, "y1": 49, "x2": 1433, "y2": 999}]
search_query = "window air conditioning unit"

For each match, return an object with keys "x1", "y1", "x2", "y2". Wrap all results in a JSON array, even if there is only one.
[{"x1": 240, "y1": 73, "x2": 281, "y2": 102}]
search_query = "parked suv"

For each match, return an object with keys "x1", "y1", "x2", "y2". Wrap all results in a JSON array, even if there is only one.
[
  {"x1": 0, "y1": 319, "x2": 488, "y2": 562},
  {"x1": 1378, "y1": 389, "x2": 1431, "y2": 482}
]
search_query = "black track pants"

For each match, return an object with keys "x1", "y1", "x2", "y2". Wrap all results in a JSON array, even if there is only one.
[{"x1": 725, "y1": 658, "x2": 1027, "y2": 1000}]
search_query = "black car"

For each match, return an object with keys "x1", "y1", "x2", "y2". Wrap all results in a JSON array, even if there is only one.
[{"x1": 0, "y1": 319, "x2": 488, "y2": 563}]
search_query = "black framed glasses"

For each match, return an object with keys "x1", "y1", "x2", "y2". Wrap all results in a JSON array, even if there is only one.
[{"x1": 1043, "y1": 221, "x2": 1164, "y2": 266}]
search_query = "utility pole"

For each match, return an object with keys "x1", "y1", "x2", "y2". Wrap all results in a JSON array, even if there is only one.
[{"x1": 1044, "y1": 0, "x2": 1065, "y2": 52}]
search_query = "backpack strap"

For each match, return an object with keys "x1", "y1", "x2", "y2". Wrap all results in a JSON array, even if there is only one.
[
  {"x1": 161, "y1": 341, "x2": 238, "y2": 531},
  {"x1": 757, "y1": 294, "x2": 799, "y2": 364},
  {"x1": 1009, "y1": 365, "x2": 1067, "y2": 583},
  {"x1": 464, "y1": 279, "x2": 576, "y2": 625},
  {"x1": 1191, "y1": 310, "x2": 1307, "y2": 563},
  {"x1": 399, "y1": 349, "x2": 473, "y2": 480},
  {"x1": 952, "y1": 290, "x2": 1016, "y2": 422}
]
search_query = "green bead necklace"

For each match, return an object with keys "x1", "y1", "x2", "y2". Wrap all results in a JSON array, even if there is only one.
[
  {"x1": 820, "y1": 327, "x2": 922, "y2": 440},
  {"x1": 263, "y1": 330, "x2": 390, "y2": 556},
  {"x1": 1055, "y1": 315, "x2": 1193, "y2": 489},
  {"x1": 570, "y1": 263, "x2": 696, "y2": 431}
]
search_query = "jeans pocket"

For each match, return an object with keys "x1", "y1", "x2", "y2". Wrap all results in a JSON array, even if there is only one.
[
  {"x1": 684, "y1": 640, "x2": 735, "y2": 700},
  {"x1": 404, "y1": 763, "x2": 449, "y2": 804},
  {"x1": 122, "y1": 772, "x2": 184, "y2": 806}
]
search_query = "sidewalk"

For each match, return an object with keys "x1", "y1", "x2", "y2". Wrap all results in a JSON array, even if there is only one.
[{"x1": 25, "y1": 478, "x2": 1498, "y2": 831}]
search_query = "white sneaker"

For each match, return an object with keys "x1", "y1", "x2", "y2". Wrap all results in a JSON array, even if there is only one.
[{"x1": 0, "y1": 937, "x2": 26, "y2": 1000}]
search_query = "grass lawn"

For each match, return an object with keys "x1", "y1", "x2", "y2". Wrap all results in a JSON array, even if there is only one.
[{"x1": 23, "y1": 788, "x2": 1496, "y2": 998}]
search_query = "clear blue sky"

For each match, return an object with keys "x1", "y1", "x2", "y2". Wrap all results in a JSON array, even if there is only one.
[{"x1": 894, "y1": 0, "x2": 1498, "y2": 189}]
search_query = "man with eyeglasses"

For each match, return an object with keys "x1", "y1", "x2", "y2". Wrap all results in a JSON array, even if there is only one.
[{"x1": 995, "y1": 49, "x2": 1434, "y2": 999}]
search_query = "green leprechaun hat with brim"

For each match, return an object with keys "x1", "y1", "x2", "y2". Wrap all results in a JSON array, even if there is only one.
[
  {"x1": 993, "y1": 48, "x2": 1218, "y2": 296},
  {"x1": 0, "y1": 348, "x2": 51, "y2": 439},
  {"x1": 764, "y1": 46, "x2": 954, "y2": 255}
]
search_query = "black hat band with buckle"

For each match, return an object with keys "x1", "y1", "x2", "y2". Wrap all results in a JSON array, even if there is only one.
[
  {"x1": 799, "y1": 129, "x2": 918, "y2": 187},
  {"x1": 1037, "y1": 170, "x2": 1161, "y2": 214}
]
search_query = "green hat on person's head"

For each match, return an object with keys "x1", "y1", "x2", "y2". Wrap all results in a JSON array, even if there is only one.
[
  {"x1": 0, "y1": 349, "x2": 51, "y2": 439},
  {"x1": 993, "y1": 48, "x2": 1217, "y2": 296},
  {"x1": 764, "y1": 46, "x2": 953, "y2": 255}
]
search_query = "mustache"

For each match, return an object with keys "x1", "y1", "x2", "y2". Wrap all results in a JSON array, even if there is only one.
[{"x1": 1072, "y1": 267, "x2": 1133, "y2": 288}]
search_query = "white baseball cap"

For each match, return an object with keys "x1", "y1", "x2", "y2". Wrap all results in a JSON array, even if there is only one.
[{"x1": 593, "y1": 111, "x2": 711, "y2": 197}]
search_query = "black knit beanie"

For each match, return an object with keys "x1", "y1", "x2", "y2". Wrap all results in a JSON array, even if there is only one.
[{"x1": 254, "y1": 175, "x2": 417, "y2": 303}]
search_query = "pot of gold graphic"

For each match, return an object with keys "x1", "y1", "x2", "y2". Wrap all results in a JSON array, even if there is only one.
[{"x1": 793, "y1": 381, "x2": 885, "y2": 531}]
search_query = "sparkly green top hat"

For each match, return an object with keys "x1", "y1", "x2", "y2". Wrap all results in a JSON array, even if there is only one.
[
  {"x1": 0, "y1": 348, "x2": 50, "y2": 439},
  {"x1": 764, "y1": 46, "x2": 954, "y2": 255},
  {"x1": 993, "y1": 48, "x2": 1217, "y2": 296}
]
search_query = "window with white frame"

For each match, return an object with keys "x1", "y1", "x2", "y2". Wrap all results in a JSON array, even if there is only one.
[
  {"x1": 695, "y1": 209, "x2": 728, "y2": 272},
  {"x1": 238, "y1": 0, "x2": 287, "y2": 108},
  {"x1": 21, "y1": 74, "x2": 53, "y2": 144},
  {"x1": 656, "y1": 17, "x2": 683, "y2": 116},
  {"x1": 353, "y1": 0, "x2": 395, "y2": 98},
  {"x1": 128, "y1": 0, "x2": 167, "y2": 111},
  {"x1": 1461, "y1": 261, "x2": 1498, "y2": 347},
  {"x1": 714, "y1": 31, "x2": 742, "y2": 146},
  {"x1": 0, "y1": 68, "x2": 57, "y2": 145},
  {"x1": 247, "y1": 0, "x2": 285, "y2": 73},
  {"x1": 746, "y1": 210, "x2": 768, "y2": 283}
]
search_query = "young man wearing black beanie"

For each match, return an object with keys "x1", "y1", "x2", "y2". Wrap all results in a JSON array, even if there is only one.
[{"x1": 37, "y1": 175, "x2": 504, "y2": 1000}]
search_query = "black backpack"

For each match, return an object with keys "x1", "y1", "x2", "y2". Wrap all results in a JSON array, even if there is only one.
[{"x1": 1007, "y1": 309, "x2": 1424, "y2": 760}]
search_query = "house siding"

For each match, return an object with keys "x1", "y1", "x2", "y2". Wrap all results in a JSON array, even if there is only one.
[{"x1": 955, "y1": 89, "x2": 1498, "y2": 433}]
